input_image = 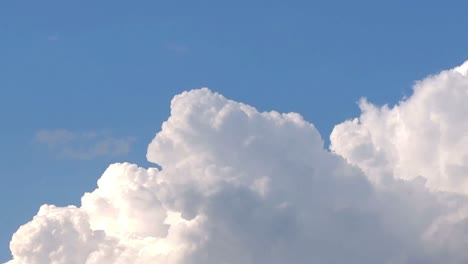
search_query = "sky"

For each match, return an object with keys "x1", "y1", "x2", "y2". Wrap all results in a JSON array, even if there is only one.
[{"x1": 1, "y1": 1, "x2": 468, "y2": 263}]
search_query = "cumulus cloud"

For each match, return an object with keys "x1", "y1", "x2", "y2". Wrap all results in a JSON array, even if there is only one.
[
  {"x1": 35, "y1": 129, "x2": 134, "y2": 160},
  {"x1": 330, "y1": 61, "x2": 468, "y2": 194},
  {"x1": 8, "y1": 61, "x2": 468, "y2": 263}
]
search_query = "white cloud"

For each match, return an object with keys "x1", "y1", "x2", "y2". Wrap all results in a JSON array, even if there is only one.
[
  {"x1": 35, "y1": 129, "x2": 134, "y2": 160},
  {"x1": 8, "y1": 62, "x2": 468, "y2": 263},
  {"x1": 330, "y1": 60, "x2": 468, "y2": 194}
]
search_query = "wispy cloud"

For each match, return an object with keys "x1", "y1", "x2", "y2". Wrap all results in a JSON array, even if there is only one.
[
  {"x1": 35, "y1": 129, "x2": 134, "y2": 159},
  {"x1": 165, "y1": 42, "x2": 189, "y2": 55},
  {"x1": 47, "y1": 33, "x2": 59, "y2": 41}
]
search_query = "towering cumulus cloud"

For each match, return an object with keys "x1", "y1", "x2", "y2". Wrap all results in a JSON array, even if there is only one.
[
  {"x1": 331, "y1": 62, "x2": 468, "y2": 193},
  {"x1": 8, "y1": 61, "x2": 468, "y2": 263}
]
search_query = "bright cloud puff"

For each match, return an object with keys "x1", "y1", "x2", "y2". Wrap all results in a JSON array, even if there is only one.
[
  {"x1": 331, "y1": 63, "x2": 468, "y2": 193},
  {"x1": 8, "y1": 61, "x2": 468, "y2": 263}
]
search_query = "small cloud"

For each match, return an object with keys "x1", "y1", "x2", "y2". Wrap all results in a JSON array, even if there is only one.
[
  {"x1": 36, "y1": 129, "x2": 76, "y2": 145},
  {"x1": 47, "y1": 33, "x2": 59, "y2": 41},
  {"x1": 165, "y1": 42, "x2": 189, "y2": 55},
  {"x1": 35, "y1": 129, "x2": 134, "y2": 160}
]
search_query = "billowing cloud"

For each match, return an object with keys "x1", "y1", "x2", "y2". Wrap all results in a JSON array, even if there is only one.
[
  {"x1": 35, "y1": 129, "x2": 134, "y2": 160},
  {"x1": 8, "y1": 61, "x2": 468, "y2": 263},
  {"x1": 331, "y1": 61, "x2": 468, "y2": 194}
]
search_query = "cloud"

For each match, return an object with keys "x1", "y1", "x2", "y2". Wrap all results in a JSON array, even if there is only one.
[
  {"x1": 35, "y1": 129, "x2": 134, "y2": 160},
  {"x1": 330, "y1": 61, "x2": 468, "y2": 194},
  {"x1": 47, "y1": 33, "x2": 59, "y2": 41},
  {"x1": 165, "y1": 43, "x2": 189, "y2": 55},
  {"x1": 8, "y1": 61, "x2": 468, "y2": 263}
]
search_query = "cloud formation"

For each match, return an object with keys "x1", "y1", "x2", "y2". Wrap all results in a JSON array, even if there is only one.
[
  {"x1": 35, "y1": 129, "x2": 134, "y2": 160},
  {"x1": 331, "y1": 62, "x2": 468, "y2": 194},
  {"x1": 8, "y1": 61, "x2": 468, "y2": 263}
]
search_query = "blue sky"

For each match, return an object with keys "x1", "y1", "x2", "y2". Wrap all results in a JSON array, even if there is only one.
[{"x1": 1, "y1": 0, "x2": 468, "y2": 261}]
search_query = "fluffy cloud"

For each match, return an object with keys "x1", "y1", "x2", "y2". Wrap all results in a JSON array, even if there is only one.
[
  {"x1": 331, "y1": 61, "x2": 468, "y2": 193},
  {"x1": 35, "y1": 129, "x2": 134, "y2": 160},
  {"x1": 8, "y1": 61, "x2": 468, "y2": 263}
]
